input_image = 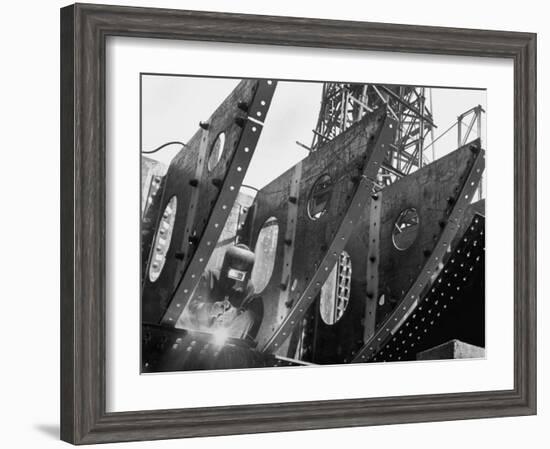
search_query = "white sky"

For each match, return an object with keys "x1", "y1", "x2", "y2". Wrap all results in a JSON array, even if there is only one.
[{"x1": 141, "y1": 75, "x2": 486, "y2": 189}]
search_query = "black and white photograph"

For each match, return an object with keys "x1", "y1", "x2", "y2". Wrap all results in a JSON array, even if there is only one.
[
  {"x1": 140, "y1": 75, "x2": 486, "y2": 373},
  {"x1": 1, "y1": 0, "x2": 542, "y2": 446}
]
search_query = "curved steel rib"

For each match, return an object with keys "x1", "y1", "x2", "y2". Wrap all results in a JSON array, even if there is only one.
[
  {"x1": 262, "y1": 114, "x2": 397, "y2": 353},
  {"x1": 367, "y1": 213, "x2": 485, "y2": 362},
  {"x1": 352, "y1": 142, "x2": 485, "y2": 362},
  {"x1": 161, "y1": 80, "x2": 277, "y2": 326}
]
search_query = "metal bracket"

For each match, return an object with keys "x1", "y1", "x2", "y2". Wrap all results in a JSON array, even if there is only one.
[
  {"x1": 277, "y1": 162, "x2": 303, "y2": 323},
  {"x1": 175, "y1": 126, "x2": 210, "y2": 285},
  {"x1": 352, "y1": 143, "x2": 485, "y2": 362},
  {"x1": 363, "y1": 191, "x2": 381, "y2": 342},
  {"x1": 370, "y1": 214, "x2": 485, "y2": 362},
  {"x1": 261, "y1": 114, "x2": 396, "y2": 353},
  {"x1": 161, "y1": 80, "x2": 278, "y2": 326}
]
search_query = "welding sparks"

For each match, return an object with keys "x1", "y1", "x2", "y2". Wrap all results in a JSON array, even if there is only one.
[{"x1": 212, "y1": 328, "x2": 229, "y2": 347}]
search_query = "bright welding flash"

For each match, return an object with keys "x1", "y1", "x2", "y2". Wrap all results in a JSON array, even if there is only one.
[{"x1": 212, "y1": 328, "x2": 229, "y2": 347}]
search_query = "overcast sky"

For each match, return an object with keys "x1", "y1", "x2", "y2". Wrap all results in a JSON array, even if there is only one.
[{"x1": 141, "y1": 75, "x2": 486, "y2": 189}]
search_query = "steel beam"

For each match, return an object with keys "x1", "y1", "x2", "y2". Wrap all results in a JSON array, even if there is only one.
[
  {"x1": 369, "y1": 214, "x2": 485, "y2": 362},
  {"x1": 160, "y1": 80, "x2": 278, "y2": 325},
  {"x1": 363, "y1": 192, "x2": 381, "y2": 341},
  {"x1": 262, "y1": 113, "x2": 396, "y2": 353},
  {"x1": 352, "y1": 142, "x2": 485, "y2": 362}
]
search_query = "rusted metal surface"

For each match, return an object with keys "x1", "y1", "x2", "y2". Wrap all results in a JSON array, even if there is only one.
[
  {"x1": 246, "y1": 109, "x2": 394, "y2": 351},
  {"x1": 352, "y1": 141, "x2": 485, "y2": 362},
  {"x1": 271, "y1": 162, "x2": 303, "y2": 356},
  {"x1": 363, "y1": 192, "x2": 381, "y2": 341},
  {"x1": 141, "y1": 79, "x2": 277, "y2": 324},
  {"x1": 140, "y1": 80, "x2": 487, "y2": 368},
  {"x1": 161, "y1": 80, "x2": 278, "y2": 326},
  {"x1": 258, "y1": 110, "x2": 396, "y2": 353},
  {"x1": 366, "y1": 214, "x2": 485, "y2": 362},
  {"x1": 177, "y1": 117, "x2": 211, "y2": 289},
  {"x1": 244, "y1": 109, "x2": 391, "y2": 350},
  {"x1": 307, "y1": 143, "x2": 484, "y2": 364},
  {"x1": 374, "y1": 140, "x2": 482, "y2": 327}
]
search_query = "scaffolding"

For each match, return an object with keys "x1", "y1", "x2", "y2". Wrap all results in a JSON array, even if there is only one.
[{"x1": 311, "y1": 84, "x2": 436, "y2": 185}]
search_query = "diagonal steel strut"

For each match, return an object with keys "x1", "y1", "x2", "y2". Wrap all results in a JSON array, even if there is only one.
[
  {"x1": 352, "y1": 141, "x2": 485, "y2": 362},
  {"x1": 161, "y1": 80, "x2": 278, "y2": 326},
  {"x1": 262, "y1": 113, "x2": 397, "y2": 354}
]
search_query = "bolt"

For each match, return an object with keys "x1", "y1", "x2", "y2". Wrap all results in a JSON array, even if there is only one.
[{"x1": 234, "y1": 117, "x2": 246, "y2": 128}]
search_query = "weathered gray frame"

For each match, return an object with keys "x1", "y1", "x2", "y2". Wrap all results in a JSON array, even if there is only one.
[{"x1": 60, "y1": 3, "x2": 537, "y2": 444}]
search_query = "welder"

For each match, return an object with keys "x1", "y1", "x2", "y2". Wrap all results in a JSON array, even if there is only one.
[{"x1": 183, "y1": 243, "x2": 263, "y2": 342}]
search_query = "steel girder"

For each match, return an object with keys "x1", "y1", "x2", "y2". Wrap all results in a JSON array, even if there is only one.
[
  {"x1": 141, "y1": 79, "x2": 277, "y2": 325},
  {"x1": 364, "y1": 213, "x2": 485, "y2": 362},
  {"x1": 306, "y1": 141, "x2": 485, "y2": 364},
  {"x1": 242, "y1": 109, "x2": 397, "y2": 353},
  {"x1": 352, "y1": 141, "x2": 485, "y2": 362}
]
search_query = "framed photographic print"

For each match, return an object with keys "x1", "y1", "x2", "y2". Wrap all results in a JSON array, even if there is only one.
[{"x1": 60, "y1": 3, "x2": 537, "y2": 444}]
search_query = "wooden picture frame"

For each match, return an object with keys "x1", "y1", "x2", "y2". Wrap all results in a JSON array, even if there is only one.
[{"x1": 60, "y1": 3, "x2": 536, "y2": 444}]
